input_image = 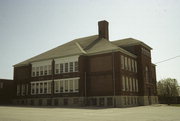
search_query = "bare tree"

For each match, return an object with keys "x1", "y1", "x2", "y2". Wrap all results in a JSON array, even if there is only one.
[{"x1": 157, "y1": 78, "x2": 179, "y2": 97}]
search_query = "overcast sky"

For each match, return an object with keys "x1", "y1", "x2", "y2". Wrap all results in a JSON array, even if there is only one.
[{"x1": 0, "y1": 0, "x2": 180, "y2": 83}]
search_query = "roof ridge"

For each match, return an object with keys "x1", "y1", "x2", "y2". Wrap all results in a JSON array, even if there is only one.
[
  {"x1": 75, "y1": 42, "x2": 87, "y2": 54},
  {"x1": 84, "y1": 37, "x2": 101, "y2": 50}
]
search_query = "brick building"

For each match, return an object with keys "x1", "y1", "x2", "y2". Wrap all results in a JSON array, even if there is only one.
[
  {"x1": 0, "y1": 79, "x2": 15, "y2": 105},
  {"x1": 13, "y1": 20, "x2": 158, "y2": 107}
]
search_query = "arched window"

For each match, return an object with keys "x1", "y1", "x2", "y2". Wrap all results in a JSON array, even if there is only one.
[{"x1": 145, "y1": 66, "x2": 149, "y2": 82}]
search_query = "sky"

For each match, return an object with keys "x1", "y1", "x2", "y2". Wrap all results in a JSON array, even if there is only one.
[{"x1": 0, "y1": 0, "x2": 180, "y2": 83}]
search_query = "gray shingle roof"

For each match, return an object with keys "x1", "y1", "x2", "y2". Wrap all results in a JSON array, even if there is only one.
[
  {"x1": 111, "y1": 38, "x2": 152, "y2": 50},
  {"x1": 14, "y1": 36, "x2": 150, "y2": 67}
]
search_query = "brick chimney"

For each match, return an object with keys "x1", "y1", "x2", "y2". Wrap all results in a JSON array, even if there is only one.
[{"x1": 98, "y1": 20, "x2": 109, "y2": 40}]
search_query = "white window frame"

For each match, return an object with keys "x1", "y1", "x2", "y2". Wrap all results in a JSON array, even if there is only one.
[
  {"x1": 128, "y1": 58, "x2": 131, "y2": 71},
  {"x1": 121, "y1": 55, "x2": 124, "y2": 70},
  {"x1": 30, "y1": 80, "x2": 52, "y2": 95},
  {"x1": 17, "y1": 84, "x2": 20, "y2": 96},
  {"x1": 135, "y1": 61, "x2": 137, "y2": 73},
  {"x1": 125, "y1": 57, "x2": 128, "y2": 70},
  {"x1": 122, "y1": 76, "x2": 125, "y2": 91},
  {"x1": 136, "y1": 79, "x2": 139, "y2": 92},
  {"x1": 126, "y1": 77, "x2": 129, "y2": 91}
]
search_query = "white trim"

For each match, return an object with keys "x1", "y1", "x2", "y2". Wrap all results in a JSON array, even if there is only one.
[
  {"x1": 54, "y1": 77, "x2": 80, "y2": 81},
  {"x1": 30, "y1": 80, "x2": 52, "y2": 83}
]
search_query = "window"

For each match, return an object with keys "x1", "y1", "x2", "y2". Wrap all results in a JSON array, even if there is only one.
[
  {"x1": 54, "y1": 78, "x2": 79, "y2": 93},
  {"x1": 128, "y1": 58, "x2": 131, "y2": 71},
  {"x1": 31, "y1": 81, "x2": 52, "y2": 95},
  {"x1": 136, "y1": 79, "x2": 138, "y2": 92},
  {"x1": 17, "y1": 85, "x2": 20, "y2": 96},
  {"x1": 36, "y1": 67, "x2": 39, "y2": 76},
  {"x1": 21, "y1": 84, "x2": 25, "y2": 96},
  {"x1": 65, "y1": 63, "x2": 68, "y2": 72},
  {"x1": 131, "y1": 59, "x2": 134, "y2": 72},
  {"x1": 130, "y1": 78, "x2": 132, "y2": 92},
  {"x1": 60, "y1": 63, "x2": 64, "y2": 73},
  {"x1": 135, "y1": 61, "x2": 137, "y2": 73},
  {"x1": 133, "y1": 78, "x2": 136, "y2": 92},
  {"x1": 126, "y1": 77, "x2": 129, "y2": 91},
  {"x1": 26, "y1": 84, "x2": 28, "y2": 95},
  {"x1": 55, "y1": 64, "x2": 59, "y2": 74},
  {"x1": 60, "y1": 80, "x2": 63, "y2": 92},
  {"x1": 122, "y1": 76, "x2": 125, "y2": 91},
  {"x1": 54, "y1": 81, "x2": 59, "y2": 93},
  {"x1": 48, "y1": 65, "x2": 52, "y2": 75},
  {"x1": 65, "y1": 80, "x2": 68, "y2": 92},
  {"x1": 40, "y1": 66, "x2": 43, "y2": 76},
  {"x1": 44, "y1": 65, "x2": 47, "y2": 75},
  {"x1": 47, "y1": 82, "x2": 51, "y2": 94},
  {"x1": 74, "y1": 79, "x2": 79, "y2": 92},
  {"x1": 145, "y1": 66, "x2": 149, "y2": 82},
  {"x1": 32, "y1": 67, "x2": 36, "y2": 77},
  {"x1": 40, "y1": 83, "x2": 43, "y2": 94},
  {"x1": 69, "y1": 62, "x2": 73, "y2": 72},
  {"x1": 75, "y1": 61, "x2": 78, "y2": 72},
  {"x1": 69, "y1": 80, "x2": 73, "y2": 92},
  {"x1": 36, "y1": 83, "x2": 39, "y2": 94},
  {"x1": 31, "y1": 83, "x2": 35, "y2": 94},
  {"x1": 125, "y1": 57, "x2": 128, "y2": 70},
  {"x1": 44, "y1": 82, "x2": 47, "y2": 94},
  {"x1": 121, "y1": 55, "x2": 124, "y2": 69},
  {"x1": 0, "y1": 82, "x2": 3, "y2": 88}
]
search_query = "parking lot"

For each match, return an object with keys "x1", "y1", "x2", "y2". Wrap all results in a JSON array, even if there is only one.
[{"x1": 0, "y1": 104, "x2": 180, "y2": 121}]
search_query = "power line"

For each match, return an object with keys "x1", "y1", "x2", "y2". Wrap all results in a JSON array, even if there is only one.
[{"x1": 155, "y1": 55, "x2": 180, "y2": 64}]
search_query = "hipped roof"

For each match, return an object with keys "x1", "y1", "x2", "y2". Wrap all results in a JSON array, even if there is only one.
[{"x1": 14, "y1": 35, "x2": 151, "y2": 67}]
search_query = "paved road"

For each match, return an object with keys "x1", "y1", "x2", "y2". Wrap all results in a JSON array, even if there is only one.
[{"x1": 0, "y1": 105, "x2": 179, "y2": 121}]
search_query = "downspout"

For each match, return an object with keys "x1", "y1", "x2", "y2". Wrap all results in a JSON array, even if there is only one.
[
  {"x1": 51, "y1": 59, "x2": 55, "y2": 105},
  {"x1": 84, "y1": 72, "x2": 87, "y2": 106},
  {"x1": 112, "y1": 52, "x2": 116, "y2": 107}
]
